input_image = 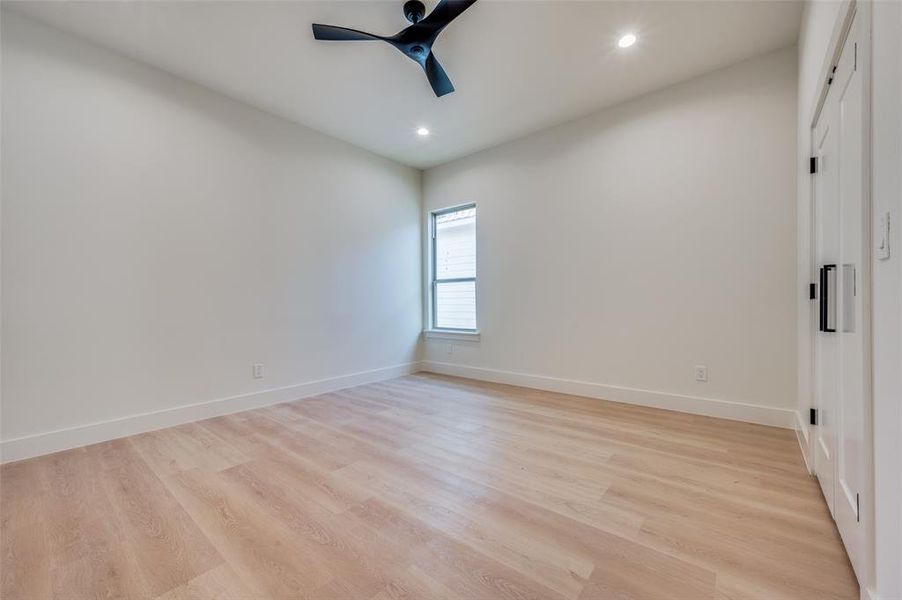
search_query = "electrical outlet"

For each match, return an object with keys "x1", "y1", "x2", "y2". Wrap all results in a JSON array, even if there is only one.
[
  {"x1": 694, "y1": 365, "x2": 708, "y2": 382},
  {"x1": 253, "y1": 363, "x2": 264, "y2": 379},
  {"x1": 446, "y1": 344, "x2": 454, "y2": 355}
]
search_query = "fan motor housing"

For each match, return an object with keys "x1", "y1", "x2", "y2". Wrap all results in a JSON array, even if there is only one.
[{"x1": 404, "y1": 0, "x2": 426, "y2": 23}]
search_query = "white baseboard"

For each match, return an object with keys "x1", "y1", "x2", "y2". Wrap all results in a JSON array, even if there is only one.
[
  {"x1": 795, "y1": 410, "x2": 814, "y2": 474},
  {"x1": 861, "y1": 587, "x2": 882, "y2": 600},
  {"x1": 2, "y1": 359, "x2": 797, "y2": 463},
  {"x1": 419, "y1": 361, "x2": 796, "y2": 429},
  {"x1": 0, "y1": 362, "x2": 421, "y2": 464}
]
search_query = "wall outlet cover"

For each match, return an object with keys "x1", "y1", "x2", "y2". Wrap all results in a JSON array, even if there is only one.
[{"x1": 694, "y1": 365, "x2": 709, "y2": 382}]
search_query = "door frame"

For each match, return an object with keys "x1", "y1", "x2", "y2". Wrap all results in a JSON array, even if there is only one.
[{"x1": 804, "y1": 0, "x2": 874, "y2": 592}]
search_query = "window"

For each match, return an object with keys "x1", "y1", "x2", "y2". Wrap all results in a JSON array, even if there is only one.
[{"x1": 431, "y1": 204, "x2": 476, "y2": 331}]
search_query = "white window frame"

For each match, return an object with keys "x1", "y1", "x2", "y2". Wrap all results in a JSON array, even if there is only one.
[{"x1": 427, "y1": 203, "x2": 479, "y2": 338}]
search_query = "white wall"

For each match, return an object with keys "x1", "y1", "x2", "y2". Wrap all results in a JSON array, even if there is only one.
[
  {"x1": 0, "y1": 12, "x2": 422, "y2": 460},
  {"x1": 869, "y1": 2, "x2": 902, "y2": 597},
  {"x1": 422, "y1": 47, "x2": 798, "y2": 426}
]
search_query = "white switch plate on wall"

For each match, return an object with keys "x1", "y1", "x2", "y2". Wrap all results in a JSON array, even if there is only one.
[{"x1": 876, "y1": 211, "x2": 890, "y2": 260}]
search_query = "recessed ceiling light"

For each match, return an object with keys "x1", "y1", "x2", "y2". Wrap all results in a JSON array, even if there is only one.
[
  {"x1": 618, "y1": 33, "x2": 637, "y2": 49},
  {"x1": 417, "y1": 127, "x2": 430, "y2": 136}
]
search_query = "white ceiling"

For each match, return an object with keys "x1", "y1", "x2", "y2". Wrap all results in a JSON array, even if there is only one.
[{"x1": 7, "y1": 0, "x2": 802, "y2": 169}]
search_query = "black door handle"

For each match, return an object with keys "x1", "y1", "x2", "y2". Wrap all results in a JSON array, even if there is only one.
[{"x1": 819, "y1": 264, "x2": 836, "y2": 332}]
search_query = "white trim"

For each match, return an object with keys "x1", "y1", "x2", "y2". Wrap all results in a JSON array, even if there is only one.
[
  {"x1": 421, "y1": 361, "x2": 796, "y2": 428},
  {"x1": 861, "y1": 586, "x2": 882, "y2": 600},
  {"x1": 0, "y1": 362, "x2": 421, "y2": 464},
  {"x1": 423, "y1": 329, "x2": 480, "y2": 341},
  {"x1": 808, "y1": 0, "x2": 857, "y2": 127},
  {"x1": 795, "y1": 410, "x2": 814, "y2": 475}
]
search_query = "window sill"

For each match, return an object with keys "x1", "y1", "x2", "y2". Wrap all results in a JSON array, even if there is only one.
[{"x1": 423, "y1": 329, "x2": 481, "y2": 342}]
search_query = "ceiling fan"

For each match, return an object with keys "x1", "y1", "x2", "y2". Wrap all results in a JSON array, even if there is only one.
[{"x1": 311, "y1": 0, "x2": 478, "y2": 97}]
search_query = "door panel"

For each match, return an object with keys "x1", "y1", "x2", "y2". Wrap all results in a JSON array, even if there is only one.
[
  {"x1": 833, "y1": 12, "x2": 867, "y2": 578},
  {"x1": 814, "y1": 88, "x2": 839, "y2": 514},
  {"x1": 812, "y1": 10, "x2": 868, "y2": 581}
]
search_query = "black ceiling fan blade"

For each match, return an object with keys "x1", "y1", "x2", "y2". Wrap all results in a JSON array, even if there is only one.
[
  {"x1": 420, "y1": 0, "x2": 478, "y2": 33},
  {"x1": 312, "y1": 23, "x2": 383, "y2": 41},
  {"x1": 424, "y1": 52, "x2": 454, "y2": 97},
  {"x1": 311, "y1": 1, "x2": 474, "y2": 97}
]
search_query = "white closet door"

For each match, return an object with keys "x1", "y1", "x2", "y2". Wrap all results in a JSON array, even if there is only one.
[{"x1": 812, "y1": 10, "x2": 868, "y2": 581}]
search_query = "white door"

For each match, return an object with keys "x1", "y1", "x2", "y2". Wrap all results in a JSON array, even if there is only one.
[
  {"x1": 812, "y1": 10, "x2": 869, "y2": 580},
  {"x1": 813, "y1": 70, "x2": 839, "y2": 514}
]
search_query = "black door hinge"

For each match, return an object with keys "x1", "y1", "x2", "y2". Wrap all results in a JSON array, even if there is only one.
[
  {"x1": 810, "y1": 156, "x2": 818, "y2": 174},
  {"x1": 856, "y1": 493, "x2": 860, "y2": 522},
  {"x1": 809, "y1": 283, "x2": 817, "y2": 299},
  {"x1": 828, "y1": 65, "x2": 837, "y2": 85},
  {"x1": 809, "y1": 408, "x2": 817, "y2": 426}
]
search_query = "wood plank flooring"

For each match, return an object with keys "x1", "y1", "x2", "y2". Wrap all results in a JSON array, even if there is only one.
[{"x1": 1, "y1": 373, "x2": 859, "y2": 599}]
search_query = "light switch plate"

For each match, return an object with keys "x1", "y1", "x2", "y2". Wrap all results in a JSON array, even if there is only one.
[{"x1": 877, "y1": 211, "x2": 890, "y2": 261}]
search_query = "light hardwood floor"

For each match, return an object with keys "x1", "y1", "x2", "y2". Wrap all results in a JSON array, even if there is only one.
[{"x1": 1, "y1": 373, "x2": 858, "y2": 599}]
